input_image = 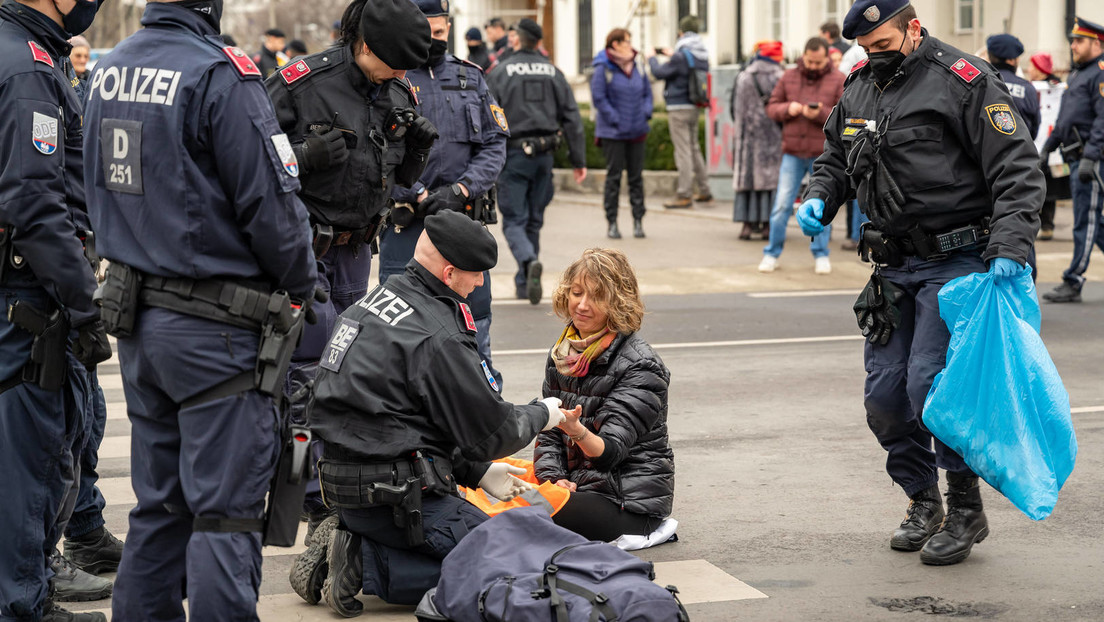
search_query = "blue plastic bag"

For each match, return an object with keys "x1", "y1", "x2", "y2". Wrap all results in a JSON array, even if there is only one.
[{"x1": 923, "y1": 265, "x2": 1076, "y2": 520}]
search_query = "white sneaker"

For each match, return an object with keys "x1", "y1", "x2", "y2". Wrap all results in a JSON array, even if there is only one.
[
  {"x1": 758, "y1": 255, "x2": 778, "y2": 273},
  {"x1": 815, "y1": 256, "x2": 832, "y2": 275}
]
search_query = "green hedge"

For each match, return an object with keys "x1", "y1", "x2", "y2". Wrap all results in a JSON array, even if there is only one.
[{"x1": 553, "y1": 112, "x2": 707, "y2": 171}]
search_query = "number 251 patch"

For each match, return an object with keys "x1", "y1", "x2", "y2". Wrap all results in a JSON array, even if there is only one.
[{"x1": 100, "y1": 118, "x2": 144, "y2": 194}]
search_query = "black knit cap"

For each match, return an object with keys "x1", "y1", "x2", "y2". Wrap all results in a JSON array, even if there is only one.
[
  {"x1": 424, "y1": 211, "x2": 498, "y2": 272},
  {"x1": 360, "y1": 0, "x2": 431, "y2": 70}
]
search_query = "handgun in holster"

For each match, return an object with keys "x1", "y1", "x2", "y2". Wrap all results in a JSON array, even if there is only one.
[
  {"x1": 77, "y1": 229, "x2": 101, "y2": 274},
  {"x1": 312, "y1": 223, "x2": 334, "y2": 259},
  {"x1": 1060, "y1": 128, "x2": 1085, "y2": 162},
  {"x1": 262, "y1": 422, "x2": 312, "y2": 547},
  {"x1": 255, "y1": 291, "x2": 304, "y2": 398},
  {"x1": 374, "y1": 478, "x2": 424, "y2": 547},
  {"x1": 470, "y1": 186, "x2": 498, "y2": 226},
  {"x1": 7, "y1": 301, "x2": 69, "y2": 392}
]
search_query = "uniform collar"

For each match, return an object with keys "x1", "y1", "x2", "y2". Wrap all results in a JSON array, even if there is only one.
[
  {"x1": 992, "y1": 61, "x2": 1016, "y2": 73},
  {"x1": 340, "y1": 45, "x2": 379, "y2": 94},
  {"x1": 141, "y1": 2, "x2": 219, "y2": 38},
  {"x1": 406, "y1": 261, "x2": 468, "y2": 304},
  {"x1": 897, "y1": 28, "x2": 932, "y2": 75},
  {"x1": 1073, "y1": 52, "x2": 1104, "y2": 70},
  {"x1": 0, "y1": 2, "x2": 71, "y2": 58}
]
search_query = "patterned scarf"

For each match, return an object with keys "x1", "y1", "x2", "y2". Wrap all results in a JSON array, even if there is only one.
[
  {"x1": 606, "y1": 46, "x2": 637, "y2": 76},
  {"x1": 551, "y1": 325, "x2": 616, "y2": 377}
]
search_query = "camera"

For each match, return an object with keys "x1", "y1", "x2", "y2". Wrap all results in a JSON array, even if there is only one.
[{"x1": 384, "y1": 107, "x2": 418, "y2": 142}]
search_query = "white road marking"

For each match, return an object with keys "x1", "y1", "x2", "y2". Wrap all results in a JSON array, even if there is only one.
[
  {"x1": 495, "y1": 335, "x2": 863, "y2": 356},
  {"x1": 747, "y1": 289, "x2": 860, "y2": 298}
]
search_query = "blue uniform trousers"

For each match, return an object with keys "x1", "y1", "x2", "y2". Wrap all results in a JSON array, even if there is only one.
[
  {"x1": 66, "y1": 368, "x2": 108, "y2": 539},
  {"x1": 111, "y1": 310, "x2": 279, "y2": 622},
  {"x1": 0, "y1": 289, "x2": 89, "y2": 621},
  {"x1": 1062, "y1": 160, "x2": 1104, "y2": 291},
  {"x1": 341, "y1": 495, "x2": 488, "y2": 606},
  {"x1": 497, "y1": 149, "x2": 555, "y2": 294},
  {"x1": 863, "y1": 253, "x2": 984, "y2": 496}
]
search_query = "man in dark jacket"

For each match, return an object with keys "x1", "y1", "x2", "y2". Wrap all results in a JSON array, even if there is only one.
[
  {"x1": 465, "y1": 27, "x2": 491, "y2": 71},
  {"x1": 302, "y1": 210, "x2": 565, "y2": 614},
  {"x1": 254, "y1": 27, "x2": 287, "y2": 78},
  {"x1": 759, "y1": 37, "x2": 844, "y2": 276},
  {"x1": 648, "y1": 16, "x2": 711, "y2": 207}
]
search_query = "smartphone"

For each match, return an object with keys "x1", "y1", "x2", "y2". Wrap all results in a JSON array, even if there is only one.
[
  {"x1": 654, "y1": 47, "x2": 665, "y2": 55},
  {"x1": 807, "y1": 102, "x2": 821, "y2": 108}
]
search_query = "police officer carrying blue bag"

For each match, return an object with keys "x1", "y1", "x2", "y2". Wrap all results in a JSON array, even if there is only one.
[
  {"x1": 1, "y1": 0, "x2": 113, "y2": 620},
  {"x1": 1039, "y1": 17, "x2": 1104, "y2": 304},
  {"x1": 486, "y1": 18, "x2": 587, "y2": 304},
  {"x1": 796, "y1": 0, "x2": 1043, "y2": 566},
  {"x1": 381, "y1": 0, "x2": 510, "y2": 389},
  {"x1": 81, "y1": 1, "x2": 320, "y2": 619}
]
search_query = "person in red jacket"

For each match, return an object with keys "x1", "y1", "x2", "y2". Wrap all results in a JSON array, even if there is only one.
[{"x1": 758, "y1": 37, "x2": 845, "y2": 275}]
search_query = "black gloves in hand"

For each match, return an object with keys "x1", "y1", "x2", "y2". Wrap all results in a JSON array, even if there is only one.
[
  {"x1": 298, "y1": 127, "x2": 348, "y2": 173},
  {"x1": 853, "y1": 273, "x2": 904, "y2": 346},
  {"x1": 1078, "y1": 158, "x2": 1096, "y2": 183},
  {"x1": 419, "y1": 185, "x2": 468, "y2": 216},
  {"x1": 303, "y1": 287, "x2": 329, "y2": 325},
  {"x1": 74, "y1": 320, "x2": 112, "y2": 370},
  {"x1": 405, "y1": 115, "x2": 439, "y2": 150}
]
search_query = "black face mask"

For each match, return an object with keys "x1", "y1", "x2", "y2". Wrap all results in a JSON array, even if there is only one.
[
  {"x1": 866, "y1": 33, "x2": 913, "y2": 83},
  {"x1": 426, "y1": 38, "x2": 448, "y2": 67},
  {"x1": 176, "y1": 0, "x2": 224, "y2": 33},
  {"x1": 55, "y1": 0, "x2": 99, "y2": 36}
]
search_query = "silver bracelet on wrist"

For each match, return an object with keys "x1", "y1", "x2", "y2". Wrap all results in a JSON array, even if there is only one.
[{"x1": 568, "y1": 428, "x2": 588, "y2": 442}]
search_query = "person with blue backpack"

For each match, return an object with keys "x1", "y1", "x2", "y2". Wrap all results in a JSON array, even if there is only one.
[{"x1": 591, "y1": 28, "x2": 653, "y2": 239}]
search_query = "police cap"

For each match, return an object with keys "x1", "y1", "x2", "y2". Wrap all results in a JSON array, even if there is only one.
[
  {"x1": 413, "y1": 0, "x2": 449, "y2": 17},
  {"x1": 986, "y1": 33, "x2": 1023, "y2": 59},
  {"x1": 842, "y1": 0, "x2": 911, "y2": 40},
  {"x1": 360, "y1": 0, "x2": 431, "y2": 70},
  {"x1": 1070, "y1": 17, "x2": 1104, "y2": 40},
  {"x1": 516, "y1": 18, "x2": 542, "y2": 41},
  {"x1": 424, "y1": 211, "x2": 498, "y2": 272}
]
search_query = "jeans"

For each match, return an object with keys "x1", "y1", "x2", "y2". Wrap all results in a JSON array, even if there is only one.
[
  {"x1": 1062, "y1": 159, "x2": 1104, "y2": 290},
  {"x1": 764, "y1": 154, "x2": 831, "y2": 258}
]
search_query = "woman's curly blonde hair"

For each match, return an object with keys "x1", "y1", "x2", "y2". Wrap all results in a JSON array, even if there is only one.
[{"x1": 551, "y1": 248, "x2": 644, "y2": 334}]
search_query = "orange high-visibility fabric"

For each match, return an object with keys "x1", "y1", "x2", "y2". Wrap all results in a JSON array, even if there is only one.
[{"x1": 459, "y1": 457, "x2": 571, "y2": 517}]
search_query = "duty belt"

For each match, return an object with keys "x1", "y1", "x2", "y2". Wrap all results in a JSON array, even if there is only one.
[
  {"x1": 860, "y1": 219, "x2": 990, "y2": 266},
  {"x1": 140, "y1": 275, "x2": 272, "y2": 331},
  {"x1": 507, "y1": 134, "x2": 560, "y2": 156}
]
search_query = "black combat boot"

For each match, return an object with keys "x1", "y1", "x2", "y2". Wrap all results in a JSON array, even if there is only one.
[
  {"x1": 290, "y1": 514, "x2": 338, "y2": 605},
  {"x1": 633, "y1": 219, "x2": 645, "y2": 238},
  {"x1": 42, "y1": 596, "x2": 107, "y2": 622},
  {"x1": 304, "y1": 508, "x2": 338, "y2": 547},
  {"x1": 63, "y1": 526, "x2": 124, "y2": 575},
  {"x1": 322, "y1": 526, "x2": 364, "y2": 617},
  {"x1": 607, "y1": 222, "x2": 622, "y2": 239},
  {"x1": 890, "y1": 485, "x2": 944, "y2": 552},
  {"x1": 920, "y1": 472, "x2": 989, "y2": 566},
  {"x1": 50, "y1": 552, "x2": 112, "y2": 602}
]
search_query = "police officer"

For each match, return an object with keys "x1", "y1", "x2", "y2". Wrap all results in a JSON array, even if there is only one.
[
  {"x1": 301, "y1": 210, "x2": 566, "y2": 615},
  {"x1": 381, "y1": 0, "x2": 509, "y2": 389},
  {"x1": 265, "y1": 0, "x2": 436, "y2": 542},
  {"x1": 254, "y1": 27, "x2": 287, "y2": 79},
  {"x1": 796, "y1": 0, "x2": 1042, "y2": 566},
  {"x1": 1039, "y1": 17, "x2": 1104, "y2": 304},
  {"x1": 986, "y1": 34, "x2": 1040, "y2": 138},
  {"x1": 486, "y1": 18, "x2": 587, "y2": 304},
  {"x1": 81, "y1": 1, "x2": 319, "y2": 619},
  {"x1": 0, "y1": 1, "x2": 112, "y2": 620}
]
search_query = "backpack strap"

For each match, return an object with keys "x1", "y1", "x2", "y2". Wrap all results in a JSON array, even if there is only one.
[
  {"x1": 681, "y1": 48, "x2": 694, "y2": 69},
  {"x1": 537, "y1": 545, "x2": 620, "y2": 622}
]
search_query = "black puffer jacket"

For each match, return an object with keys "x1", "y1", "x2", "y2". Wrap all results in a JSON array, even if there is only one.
[{"x1": 534, "y1": 332, "x2": 674, "y2": 518}]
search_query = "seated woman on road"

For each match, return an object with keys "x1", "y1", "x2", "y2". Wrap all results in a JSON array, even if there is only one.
[{"x1": 534, "y1": 248, "x2": 675, "y2": 542}]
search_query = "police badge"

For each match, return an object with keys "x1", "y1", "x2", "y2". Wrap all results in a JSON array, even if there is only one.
[
  {"x1": 32, "y1": 111, "x2": 57, "y2": 155},
  {"x1": 270, "y1": 134, "x2": 299, "y2": 177},
  {"x1": 864, "y1": 6, "x2": 881, "y2": 21},
  {"x1": 489, "y1": 104, "x2": 509, "y2": 132},
  {"x1": 985, "y1": 103, "x2": 1017, "y2": 135}
]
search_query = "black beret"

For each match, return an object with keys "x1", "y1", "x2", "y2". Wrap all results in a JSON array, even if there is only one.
[
  {"x1": 413, "y1": 0, "x2": 449, "y2": 17},
  {"x1": 516, "y1": 18, "x2": 542, "y2": 41},
  {"x1": 265, "y1": 28, "x2": 286, "y2": 38},
  {"x1": 842, "y1": 0, "x2": 911, "y2": 40},
  {"x1": 986, "y1": 34, "x2": 1023, "y2": 59},
  {"x1": 424, "y1": 211, "x2": 498, "y2": 272},
  {"x1": 360, "y1": 0, "x2": 431, "y2": 70}
]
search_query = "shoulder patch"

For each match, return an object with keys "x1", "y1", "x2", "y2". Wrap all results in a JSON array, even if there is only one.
[
  {"x1": 280, "y1": 59, "x2": 311, "y2": 84},
  {"x1": 458, "y1": 303, "x2": 477, "y2": 333},
  {"x1": 1099, "y1": 60, "x2": 1104, "y2": 71},
  {"x1": 28, "y1": 41, "x2": 53, "y2": 67},
  {"x1": 489, "y1": 104, "x2": 509, "y2": 132},
  {"x1": 985, "y1": 103, "x2": 1017, "y2": 135},
  {"x1": 320, "y1": 317, "x2": 361, "y2": 373},
  {"x1": 850, "y1": 59, "x2": 868, "y2": 75},
  {"x1": 948, "y1": 58, "x2": 981, "y2": 84},
  {"x1": 222, "y1": 46, "x2": 261, "y2": 77}
]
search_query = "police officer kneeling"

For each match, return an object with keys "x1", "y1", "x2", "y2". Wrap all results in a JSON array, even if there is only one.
[{"x1": 305, "y1": 210, "x2": 566, "y2": 615}]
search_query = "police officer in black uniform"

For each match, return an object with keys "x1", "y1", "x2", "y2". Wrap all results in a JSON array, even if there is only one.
[
  {"x1": 486, "y1": 18, "x2": 587, "y2": 304},
  {"x1": 1039, "y1": 17, "x2": 1104, "y2": 303},
  {"x1": 796, "y1": 0, "x2": 1042, "y2": 566},
  {"x1": 986, "y1": 34, "x2": 1040, "y2": 138},
  {"x1": 265, "y1": 0, "x2": 436, "y2": 537},
  {"x1": 301, "y1": 210, "x2": 566, "y2": 615},
  {"x1": 0, "y1": 1, "x2": 112, "y2": 620},
  {"x1": 381, "y1": 0, "x2": 510, "y2": 389},
  {"x1": 82, "y1": 1, "x2": 319, "y2": 619},
  {"x1": 253, "y1": 27, "x2": 287, "y2": 79}
]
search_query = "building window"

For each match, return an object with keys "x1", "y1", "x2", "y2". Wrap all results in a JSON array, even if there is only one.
[
  {"x1": 578, "y1": 0, "x2": 593, "y2": 75},
  {"x1": 677, "y1": 0, "x2": 708, "y2": 33},
  {"x1": 956, "y1": 0, "x2": 978, "y2": 33},
  {"x1": 825, "y1": 0, "x2": 841, "y2": 23},
  {"x1": 770, "y1": 0, "x2": 784, "y2": 41}
]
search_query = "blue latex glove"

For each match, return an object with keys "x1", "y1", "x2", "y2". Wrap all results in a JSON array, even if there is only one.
[
  {"x1": 795, "y1": 198, "x2": 826, "y2": 236},
  {"x1": 989, "y1": 257, "x2": 1022, "y2": 279}
]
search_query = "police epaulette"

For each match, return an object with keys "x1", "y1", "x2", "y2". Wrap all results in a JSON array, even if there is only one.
[
  {"x1": 278, "y1": 51, "x2": 339, "y2": 89},
  {"x1": 457, "y1": 57, "x2": 485, "y2": 74},
  {"x1": 28, "y1": 41, "x2": 54, "y2": 68},
  {"x1": 929, "y1": 46, "x2": 985, "y2": 86},
  {"x1": 201, "y1": 36, "x2": 261, "y2": 80},
  {"x1": 393, "y1": 77, "x2": 420, "y2": 106}
]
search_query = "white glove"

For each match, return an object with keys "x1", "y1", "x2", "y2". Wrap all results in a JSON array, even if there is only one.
[
  {"x1": 540, "y1": 397, "x2": 565, "y2": 431},
  {"x1": 478, "y1": 463, "x2": 534, "y2": 501}
]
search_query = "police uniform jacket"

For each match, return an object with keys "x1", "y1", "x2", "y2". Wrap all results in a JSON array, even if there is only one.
[
  {"x1": 82, "y1": 3, "x2": 317, "y2": 300},
  {"x1": 1042, "y1": 53, "x2": 1104, "y2": 161},
  {"x1": 391, "y1": 54, "x2": 508, "y2": 204},
  {"x1": 805, "y1": 31, "x2": 1043, "y2": 265},
  {"x1": 995, "y1": 63, "x2": 1040, "y2": 138},
  {"x1": 267, "y1": 46, "x2": 427, "y2": 230},
  {"x1": 0, "y1": 2, "x2": 98, "y2": 323},
  {"x1": 485, "y1": 49, "x2": 586, "y2": 168},
  {"x1": 310, "y1": 261, "x2": 550, "y2": 488}
]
